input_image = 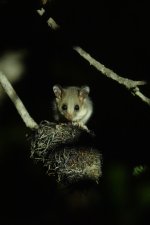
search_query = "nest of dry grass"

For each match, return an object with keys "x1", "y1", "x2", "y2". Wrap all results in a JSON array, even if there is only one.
[{"x1": 29, "y1": 120, "x2": 102, "y2": 183}]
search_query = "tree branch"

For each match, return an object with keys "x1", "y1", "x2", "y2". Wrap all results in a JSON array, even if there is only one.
[
  {"x1": 73, "y1": 47, "x2": 146, "y2": 88},
  {"x1": 36, "y1": 8, "x2": 150, "y2": 106},
  {"x1": 73, "y1": 46, "x2": 150, "y2": 106},
  {"x1": 0, "y1": 71, "x2": 39, "y2": 130}
]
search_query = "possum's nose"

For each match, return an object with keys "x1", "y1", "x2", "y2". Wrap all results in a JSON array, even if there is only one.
[{"x1": 65, "y1": 112, "x2": 73, "y2": 121}]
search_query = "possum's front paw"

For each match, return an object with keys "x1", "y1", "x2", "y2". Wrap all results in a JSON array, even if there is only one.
[{"x1": 72, "y1": 121, "x2": 89, "y2": 132}]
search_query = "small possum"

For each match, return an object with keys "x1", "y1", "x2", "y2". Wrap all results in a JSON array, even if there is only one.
[{"x1": 52, "y1": 84, "x2": 93, "y2": 127}]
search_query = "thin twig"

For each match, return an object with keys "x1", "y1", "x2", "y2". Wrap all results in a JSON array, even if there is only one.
[
  {"x1": 36, "y1": 9, "x2": 150, "y2": 106},
  {"x1": 0, "y1": 71, "x2": 39, "y2": 130}
]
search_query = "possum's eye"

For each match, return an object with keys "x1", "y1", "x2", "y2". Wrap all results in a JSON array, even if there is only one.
[
  {"x1": 74, "y1": 104, "x2": 79, "y2": 111},
  {"x1": 62, "y1": 104, "x2": 67, "y2": 110}
]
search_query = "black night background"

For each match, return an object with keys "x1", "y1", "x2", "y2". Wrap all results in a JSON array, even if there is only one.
[{"x1": 0, "y1": 0, "x2": 150, "y2": 225}]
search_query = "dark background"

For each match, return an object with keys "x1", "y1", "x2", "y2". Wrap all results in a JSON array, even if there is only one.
[{"x1": 0, "y1": 0, "x2": 150, "y2": 225}]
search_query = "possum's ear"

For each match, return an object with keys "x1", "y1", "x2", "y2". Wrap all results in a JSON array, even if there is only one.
[
  {"x1": 79, "y1": 86, "x2": 90, "y2": 101},
  {"x1": 53, "y1": 85, "x2": 63, "y2": 99}
]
